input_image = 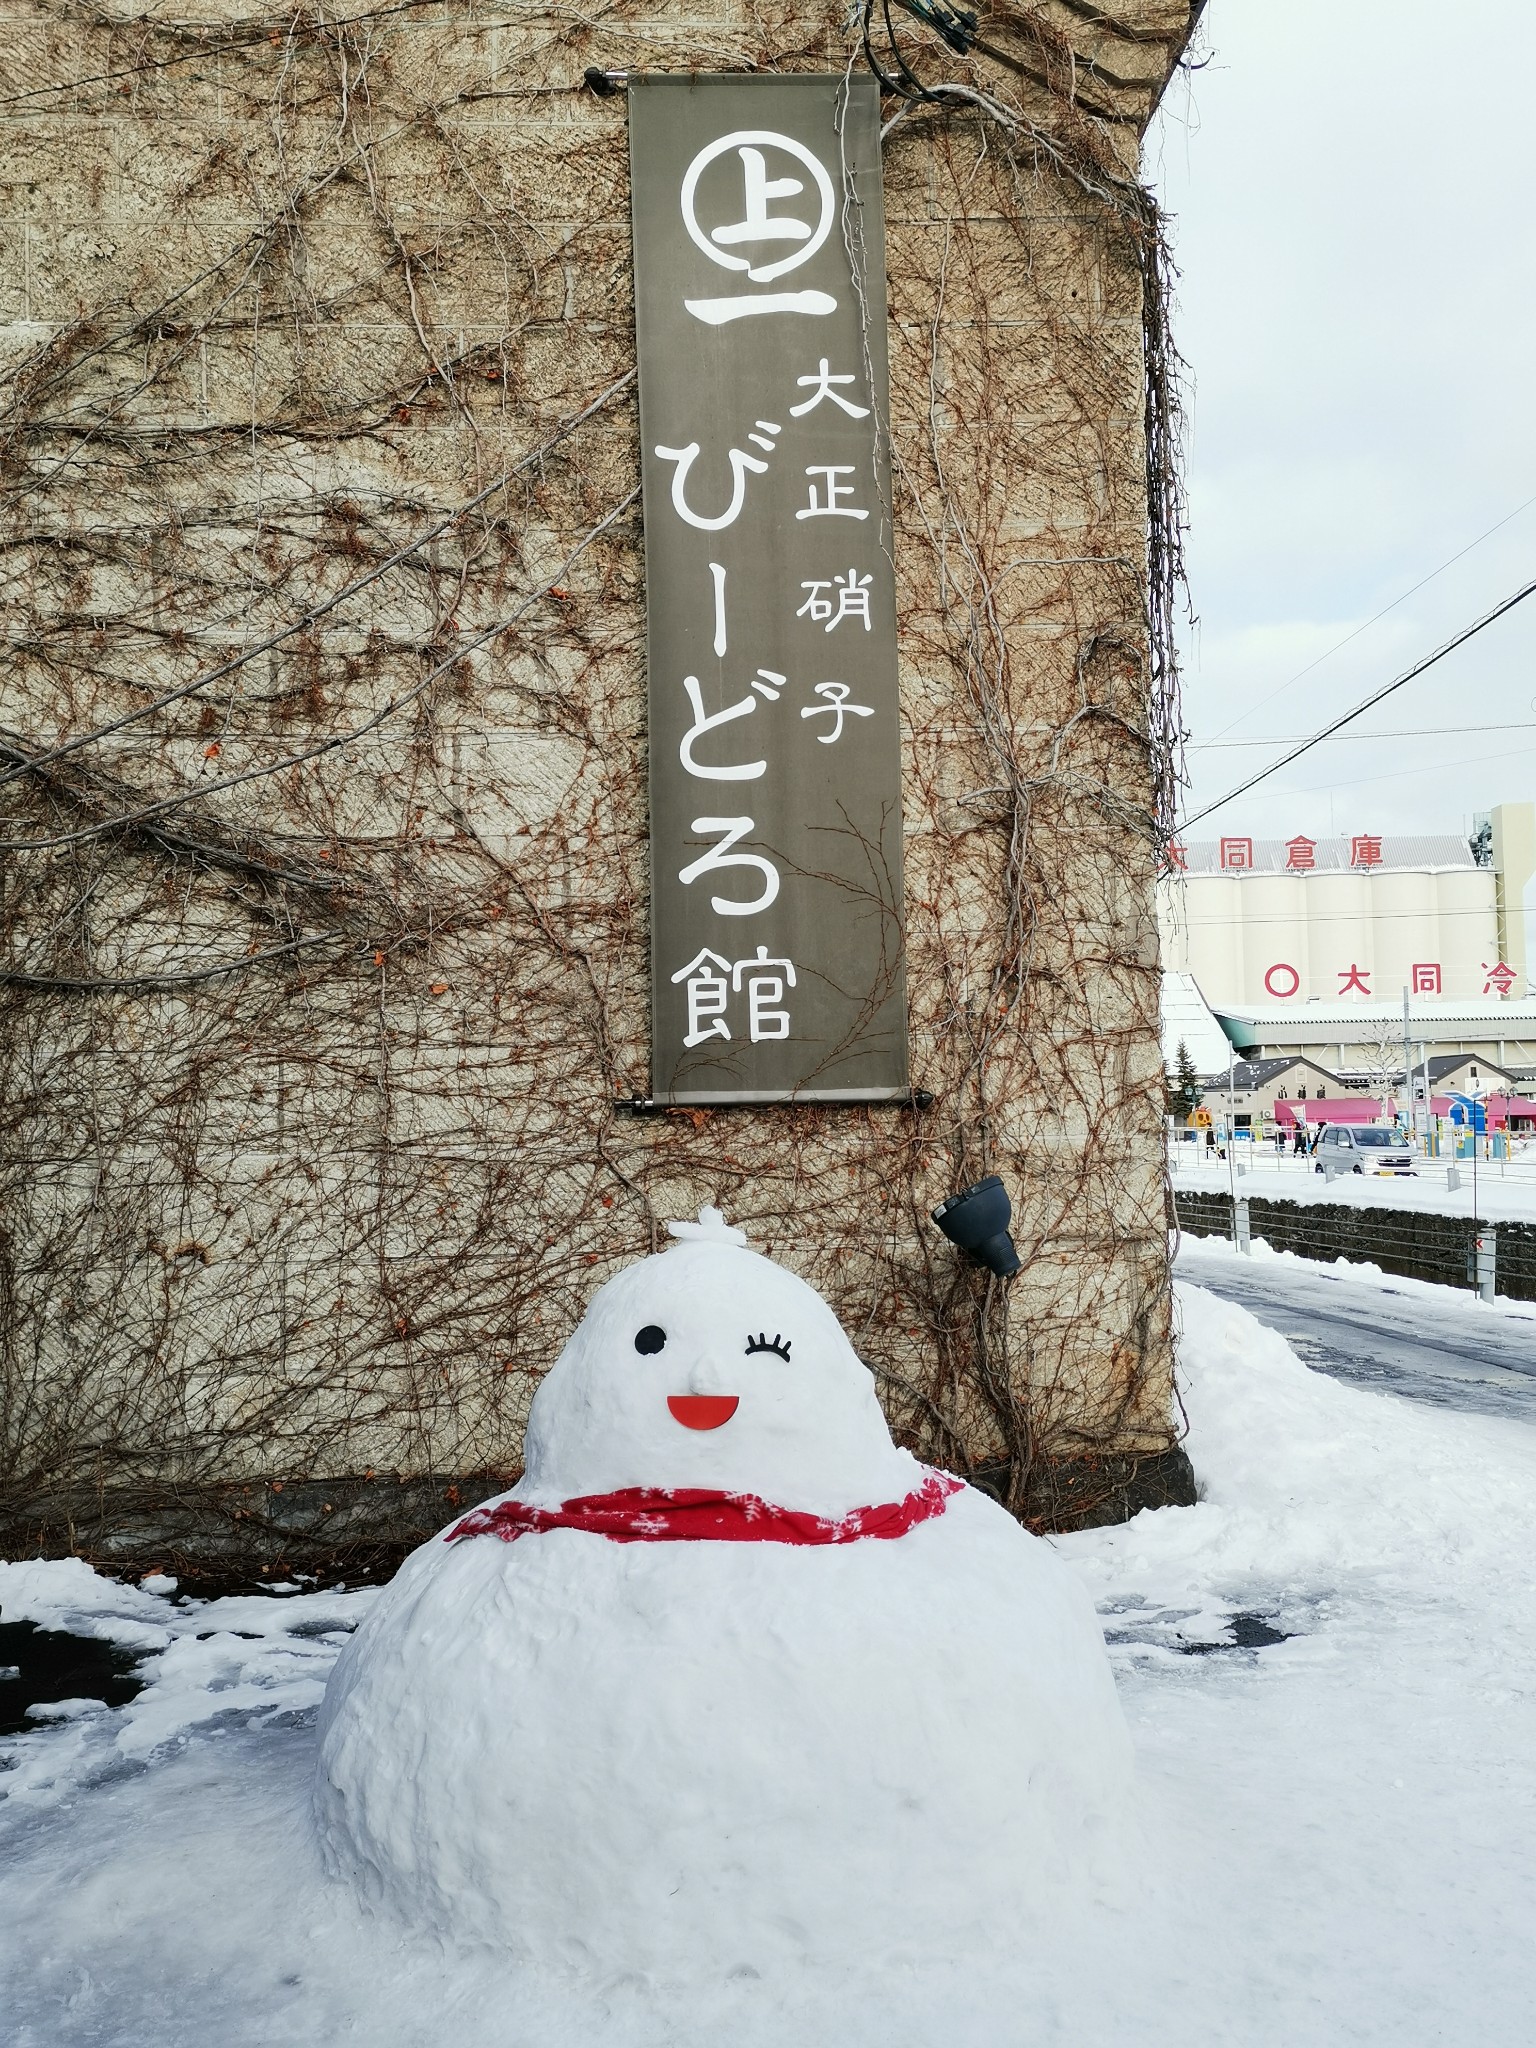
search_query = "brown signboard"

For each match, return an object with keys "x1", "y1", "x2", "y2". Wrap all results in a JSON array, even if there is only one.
[{"x1": 629, "y1": 73, "x2": 909, "y2": 1104}]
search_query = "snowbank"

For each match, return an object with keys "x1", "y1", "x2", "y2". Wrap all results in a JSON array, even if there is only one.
[
  {"x1": 0, "y1": 1561, "x2": 371, "y2": 1807},
  {"x1": 1178, "y1": 1224, "x2": 1536, "y2": 1323},
  {"x1": 1171, "y1": 1149, "x2": 1536, "y2": 1223},
  {"x1": 2, "y1": 1284, "x2": 1533, "y2": 2045},
  {"x1": 1072, "y1": 1280, "x2": 1536, "y2": 1614}
]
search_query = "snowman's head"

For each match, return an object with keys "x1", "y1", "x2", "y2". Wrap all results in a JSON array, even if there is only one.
[{"x1": 518, "y1": 1209, "x2": 920, "y2": 1513}]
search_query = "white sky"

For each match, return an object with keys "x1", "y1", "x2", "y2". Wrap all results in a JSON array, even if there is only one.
[{"x1": 1148, "y1": 0, "x2": 1536, "y2": 845}]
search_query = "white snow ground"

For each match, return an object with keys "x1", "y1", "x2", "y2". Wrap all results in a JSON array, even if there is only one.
[
  {"x1": 1179, "y1": 1227, "x2": 1536, "y2": 1325},
  {"x1": 3, "y1": 1283, "x2": 1534, "y2": 2047},
  {"x1": 1170, "y1": 1145, "x2": 1536, "y2": 1223}
]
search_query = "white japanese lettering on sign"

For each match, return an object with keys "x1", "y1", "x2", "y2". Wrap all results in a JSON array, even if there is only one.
[
  {"x1": 633, "y1": 75, "x2": 908, "y2": 1100},
  {"x1": 671, "y1": 948, "x2": 732, "y2": 1047},
  {"x1": 789, "y1": 359, "x2": 870, "y2": 419},
  {"x1": 653, "y1": 437, "x2": 772, "y2": 531},
  {"x1": 680, "y1": 130, "x2": 838, "y2": 326},
  {"x1": 797, "y1": 465, "x2": 868, "y2": 520},
  {"x1": 678, "y1": 817, "x2": 780, "y2": 916},
  {"x1": 670, "y1": 945, "x2": 799, "y2": 1049},
  {"x1": 733, "y1": 946, "x2": 797, "y2": 1040},
  {"x1": 802, "y1": 681, "x2": 874, "y2": 744},
  {"x1": 678, "y1": 674, "x2": 765, "y2": 781},
  {"x1": 797, "y1": 568, "x2": 874, "y2": 631}
]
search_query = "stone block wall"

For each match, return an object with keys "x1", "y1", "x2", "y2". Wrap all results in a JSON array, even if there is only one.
[{"x1": 0, "y1": 1, "x2": 1199, "y2": 1567}]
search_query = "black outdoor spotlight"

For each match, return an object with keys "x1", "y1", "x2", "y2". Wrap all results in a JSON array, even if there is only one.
[{"x1": 931, "y1": 1175, "x2": 1022, "y2": 1278}]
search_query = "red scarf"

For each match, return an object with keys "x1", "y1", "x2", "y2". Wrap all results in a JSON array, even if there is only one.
[{"x1": 446, "y1": 1468, "x2": 962, "y2": 1548}]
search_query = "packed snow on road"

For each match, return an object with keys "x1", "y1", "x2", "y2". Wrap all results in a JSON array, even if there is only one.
[
  {"x1": 2, "y1": 1275, "x2": 1533, "y2": 2047},
  {"x1": 1170, "y1": 1142, "x2": 1536, "y2": 1224},
  {"x1": 1177, "y1": 1232, "x2": 1536, "y2": 1429}
]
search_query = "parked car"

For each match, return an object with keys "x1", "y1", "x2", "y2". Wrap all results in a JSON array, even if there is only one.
[{"x1": 1314, "y1": 1126, "x2": 1417, "y2": 1176}]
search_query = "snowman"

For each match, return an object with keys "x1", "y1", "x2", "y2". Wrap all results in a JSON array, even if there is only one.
[{"x1": 314, "y1": 1208, "x2": 1132, "y2": 1973}]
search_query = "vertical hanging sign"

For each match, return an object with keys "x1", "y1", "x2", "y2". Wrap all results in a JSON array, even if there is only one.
[{"x1": 630, "y1": 73, "x2": 908, "y2": 1104}]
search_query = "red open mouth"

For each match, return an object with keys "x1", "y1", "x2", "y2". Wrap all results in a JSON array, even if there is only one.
[{"x1": 666, "y1": 1394, "x2": 740, "y2": 1432}]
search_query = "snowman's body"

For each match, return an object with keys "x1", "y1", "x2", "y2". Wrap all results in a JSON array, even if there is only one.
[{"x1": 315, "y1": 1215, "x2": 1132, "y2": 1971}]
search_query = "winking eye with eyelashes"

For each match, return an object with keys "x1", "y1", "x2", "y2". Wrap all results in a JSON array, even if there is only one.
[{"x1": 745, "y1": 1332, "x2": 791, "y2": 1362}]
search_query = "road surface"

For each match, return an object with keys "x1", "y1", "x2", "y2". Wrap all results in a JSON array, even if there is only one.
[{"x1": 1176, "y1": 1245, "x2": 1536, "y2": 1421}]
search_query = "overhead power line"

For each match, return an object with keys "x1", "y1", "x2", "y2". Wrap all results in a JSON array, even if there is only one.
[
  {"x1": 1191, "y1": 719, "x2": 1536, "y2": 751},
  {"x1": 1180, "y1": 576, "x2": 1536, "y2": 831},
  {"x1": 1283, "y1": 738, "x2": 1536, "y2": 798},
  {"x1": 1200, "y1": 488, "x2": 1536, "y2": 746}
]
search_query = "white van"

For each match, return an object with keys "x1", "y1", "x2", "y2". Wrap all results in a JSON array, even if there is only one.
[{"x1": 1314, "y1": 1126, "x2": 1417, "y2": 1176}]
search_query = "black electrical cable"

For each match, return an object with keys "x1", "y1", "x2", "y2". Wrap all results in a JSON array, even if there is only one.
[
  {"x1": 1180, "y1": 575, "x2": 1536, "y2": 832},
  {"x1": 864, "y1": 0, "x2": 980, "y2": 101},
  {"x1": 902, "y1": 1, "x2": 981, "y2": 57},
  {"x1": 864, "y1": 0, "x2": 928, "y2": 100}
]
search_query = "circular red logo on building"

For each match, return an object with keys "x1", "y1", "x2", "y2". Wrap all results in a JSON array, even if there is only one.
[{"x1": 1264, "y1": 962, "x2": 1301, "y2": 998}]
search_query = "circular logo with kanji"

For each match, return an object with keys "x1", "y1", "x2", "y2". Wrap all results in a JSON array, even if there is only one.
[{"x1": 680, "y1": 131, "x2": 836, "y2": 284}]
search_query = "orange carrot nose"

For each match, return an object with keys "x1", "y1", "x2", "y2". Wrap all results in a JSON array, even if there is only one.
[{"x1": 666, "y1": 1394, "x2": 740, "y2": 1431}]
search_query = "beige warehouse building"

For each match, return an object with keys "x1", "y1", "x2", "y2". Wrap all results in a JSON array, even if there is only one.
[{"x1": 1159, "y1": 803, "x2": 1536, "y2": 1011}]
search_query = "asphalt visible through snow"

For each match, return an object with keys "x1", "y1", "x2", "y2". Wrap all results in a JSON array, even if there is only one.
[{"x1": 1175, "y1": 1245, "x2": 1536, "y2": 1422}]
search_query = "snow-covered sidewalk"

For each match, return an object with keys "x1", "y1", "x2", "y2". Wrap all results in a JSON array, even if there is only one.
[
  {"x1": 1170, "y1": 1148, "x2": 1536, "y2": 1223},
  {"x1": 3, "y1": 1284, "x2": 1534, "y2": 2045}
]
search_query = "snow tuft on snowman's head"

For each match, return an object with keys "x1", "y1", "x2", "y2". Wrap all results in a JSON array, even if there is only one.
[
  {"x1": 665, "y1": 1203, "x2": 749, "y2": 1248},
  {"x1": 517, "y1": 1210, "x2": 919, "y2": 1514}
]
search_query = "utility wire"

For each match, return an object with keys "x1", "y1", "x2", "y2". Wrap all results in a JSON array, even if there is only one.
[
  {"x1": 1200, "y1": 488, "x2": 1536, "y2": 745},
  {"x1": 1191, "y1": 719, "x2": 1536, "y2": 751},
  {"x1": 1180, "y1": 576, "x2": 1536, "y2": 831},
  {"x1": 1281, "y1": 738, "x2": 1536, "y2": 798}
]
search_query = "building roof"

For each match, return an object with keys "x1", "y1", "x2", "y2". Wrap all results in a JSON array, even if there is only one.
[
  {"x1": 1174, "y1": 832, "x2": 1476, "y2": 876},
  {"x1": 1215, "y1": 996, "x2": 1536, "y2": 1047},
  {"x1": 1210, "y1": 1054, "x2": 1339, "y2": 1090},
  {"x1": 1396, "y1": 1053, "x2": 1515, "y2": 1086}
]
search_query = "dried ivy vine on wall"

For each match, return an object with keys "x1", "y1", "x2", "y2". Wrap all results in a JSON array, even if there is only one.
[
  {"x1": 0, "y1": 0, "x2": 1192, "y2": 1566},
  {"x1": 853, "y1": 0, "x2": 1193, "y2": 1519}
]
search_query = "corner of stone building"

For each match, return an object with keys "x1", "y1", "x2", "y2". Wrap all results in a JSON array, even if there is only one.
[{"x1": 0, "y1": 1, "x2": 1205, "y2": 1570}]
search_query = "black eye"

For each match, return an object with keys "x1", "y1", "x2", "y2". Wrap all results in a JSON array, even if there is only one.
[
  {"x1": 634, "y1": 1325, "x2": 667, "y2": 1355},
  {"x1": 745, "y1": 1332, "x2": 791, "y2": 1362}
]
